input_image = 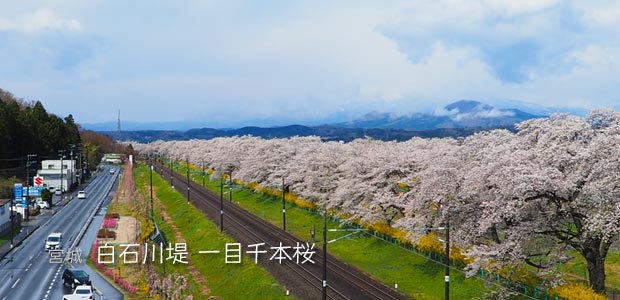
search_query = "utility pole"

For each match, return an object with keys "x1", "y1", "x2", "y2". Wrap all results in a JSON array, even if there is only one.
[
  {"x1": 186, "y1": 158, "x2": 190, "y2": 205},
  {"x1": 445, "y1": 215, "x2": 450, "y2": 300},
  {"x1": 169, "y1": 157, "x2": 174, "y2": 189},
  {"x1": 150, "y1": 158, "x2": 154, "y2": 222},
  {"x1": 10, "y1": 190, "x2": 14, "y2": 248},
  {"x1": 69, "y1": 145, "x2": 75, "y2": 189},
  {"x1": 202, "y1": 160, "x2": 205, "y2": 187},
  {"x1": 59, "y1": 150, "x2": 65, "y2": 196},
  {"x1": 25, "y1": 154, "x2": 36, "y2": 222},
  {"x1": 228, "y1": 170, "x2": 232, "y2": 202},
  {"x1": 220, "y1": 176, "x2": 224, "y2": 232},
  {"x1": 322, "y1": 210, "x2": 327, "y2": 300},
  {"x1": 77, "y1": 143, "x2": 83, "y2": 183},
  {"x1": 282, "y1": 177, "x2": 286, "y2": 231}
]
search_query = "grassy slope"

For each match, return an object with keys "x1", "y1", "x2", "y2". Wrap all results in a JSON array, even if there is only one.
[{"x1": 135, "y1": 164, "x2": 290, "y2": 299}]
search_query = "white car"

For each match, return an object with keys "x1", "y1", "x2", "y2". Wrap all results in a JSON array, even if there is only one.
[
  {"x1": 45, "y1": 232, "x2": 62, "y2": 251},
  {"x1": 77, "y1": 191, "x2": 86, "y2": 199},
  {"x1": 62, "y1": 285, "x2": 93, "y2": 300},
  {"x1": 36, "y1": 199, "x2": 49, "y2": 209}
]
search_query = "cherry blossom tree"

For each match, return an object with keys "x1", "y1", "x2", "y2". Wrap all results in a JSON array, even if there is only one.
[{"x1": 132, "y1": 110, "x2": 620, "y2": 292}]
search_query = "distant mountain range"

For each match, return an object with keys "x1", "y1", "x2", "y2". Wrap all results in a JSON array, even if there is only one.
[
  {"x1": 337, "y1": 100, "x2": 540, "y2": 130},
  {"x1": 98, "y1": 100, "x2": 558, "y2": 143}
]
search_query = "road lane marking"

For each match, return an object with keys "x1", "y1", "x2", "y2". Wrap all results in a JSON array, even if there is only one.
[{"x1": 11, "y1": 278, "x2": 20, "y2": 289}]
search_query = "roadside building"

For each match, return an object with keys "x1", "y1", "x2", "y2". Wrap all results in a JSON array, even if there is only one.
[
  {"x1": 36, "y1": 160, "x2": 77, "y2": 193},
  {"x1": 0, "y1": 199, "x2": 11, "y2": 236}
]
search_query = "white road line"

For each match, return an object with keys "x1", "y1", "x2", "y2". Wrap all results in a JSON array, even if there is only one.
[{"x1": 11, "y1": 278, "x2": 20, "y2": 289}]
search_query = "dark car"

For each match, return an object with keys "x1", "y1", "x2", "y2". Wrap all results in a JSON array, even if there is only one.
[{"x1": 62, "y1": 269, "x2": 91, "y2": 289}]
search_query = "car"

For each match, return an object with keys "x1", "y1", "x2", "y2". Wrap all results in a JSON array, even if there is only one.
[
  {"x1": 62, "y1": 284, "x2": 93, "y2": 300},
  {"x1": 55, "y1": 189, "x2": 62, "y2": 195},
  {"x1": 36, "y1": 199, "x2": 49, "y2": 209},
  {"x1": 109, "y1": 168, "x2": 115, "y2": 174},
  {"x1": 77, "y1": 191, "x2": 86, "y2": 199},
  {"x1": 45, "y1": 232, "x2": 62, "y2": 251},
  {"x1": 62, "y1": 269, "x2": 92, "y2": 289}
]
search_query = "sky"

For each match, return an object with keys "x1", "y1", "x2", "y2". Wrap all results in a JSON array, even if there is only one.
[{"x1": 0, "y1": 1, "x2": 619, "y2": 128}]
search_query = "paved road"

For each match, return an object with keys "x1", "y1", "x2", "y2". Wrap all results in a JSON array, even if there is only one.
[{"x1": 0, "y1": 166, "x2": 123, "y2": 300}]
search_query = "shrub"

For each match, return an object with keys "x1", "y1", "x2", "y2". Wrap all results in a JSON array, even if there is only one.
[
  {"x1": 417, "y1": 232, "x2": 444, "y2": 254},
  {"x1": 97, "y1": 228, "x2": 116, "y2": 239},
  {"x1": 103, "y1": 217, "x2": 117, "y2": 228},
  {"x1": 551, "y1": 283, "x2": 607, "y2": 300},
  {"x1": 106, "y1": 212, "x2": 120, "y2": 219}
]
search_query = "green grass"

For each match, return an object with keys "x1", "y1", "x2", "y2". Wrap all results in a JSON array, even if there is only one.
[
  {"x1": 135, "y1": 164, "x2": 291, "y2": 299},
  {"x1": 173, "y1": 163, "x2": 490, "y2": 300},
  {"x1": 557, "y1": 249, "x2": 620, "y2": 293}
]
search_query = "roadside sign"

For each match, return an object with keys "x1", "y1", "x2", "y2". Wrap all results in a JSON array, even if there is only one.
[
  {"x1": 23, "y1": 186, "x2": 43, "y2": 197},
  {"x1": 14, "y1": 183, "x2": 22, "y2": 201},
  {"x1": 34, "y1": 176, "x2": 44, "y2": 186}
]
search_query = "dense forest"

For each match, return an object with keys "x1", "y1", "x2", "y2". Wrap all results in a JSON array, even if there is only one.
[{"x1": 0, "y1": 88, "x2": 129, "y2": 197}]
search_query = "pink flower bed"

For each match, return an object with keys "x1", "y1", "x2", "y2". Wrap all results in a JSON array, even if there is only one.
[
  {"x1": 90, "y1": 240, "x2": 138, "y2": 294},
  {"x1": 102, "y1": 218, "x2": 117, "y2": 228}
]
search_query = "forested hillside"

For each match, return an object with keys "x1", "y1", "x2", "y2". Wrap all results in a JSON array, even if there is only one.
[
  {"x1": 0, "y1": 88, "x2": 131, "y2": 197},
  {"x1": 0, "y1": 89, "x2": 80, "y2": 160}
]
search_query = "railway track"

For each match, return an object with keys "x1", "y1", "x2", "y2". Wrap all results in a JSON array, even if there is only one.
[{"x1": 156, "y1": 163, "x2": 409, "y2": 300}]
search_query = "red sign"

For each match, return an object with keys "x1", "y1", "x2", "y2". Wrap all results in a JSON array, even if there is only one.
[{"x1": 34, "y1": 176, "x2": 44, "y2": 186}]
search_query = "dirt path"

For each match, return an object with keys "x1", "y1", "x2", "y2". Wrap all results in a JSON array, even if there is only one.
[{"x1": 148, "y1": 185, "x2": 213, "y2": 297}]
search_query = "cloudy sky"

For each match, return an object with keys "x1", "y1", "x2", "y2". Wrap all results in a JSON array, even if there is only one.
[{"x1": 1, "y1": 1, "x2": 619, "y2": 128}]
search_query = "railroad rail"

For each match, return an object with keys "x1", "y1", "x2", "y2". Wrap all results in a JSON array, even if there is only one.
[{"x1": 156, "y1": 163, "x2": 409, "y2": 300}]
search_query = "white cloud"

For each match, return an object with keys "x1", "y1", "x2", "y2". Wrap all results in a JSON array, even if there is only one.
[
  {"x1": 2, "y1": 1, "x2": 620, "y2": 125},
  {"x1": 434, "y1": 108, "x2": 459, "y2": 116},
  {"x1": 485, "y1": 0, "x2": 559, "y2": 15},
  {"x1": 0, "y1": 8, "x2": 82, "y2": 33}
]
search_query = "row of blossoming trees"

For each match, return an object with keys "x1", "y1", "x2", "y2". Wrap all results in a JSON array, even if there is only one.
[{"x1": 134, "y1": 110, "x2": 620, "y2": 294}]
